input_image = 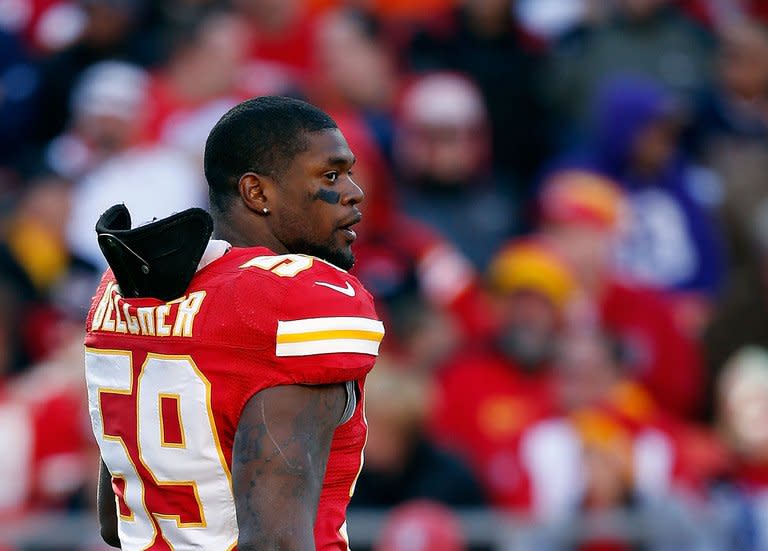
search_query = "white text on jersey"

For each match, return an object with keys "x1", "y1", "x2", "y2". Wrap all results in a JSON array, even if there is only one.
[{"x1": 91, "y1": 282, "x2": 206, "y2": 338}]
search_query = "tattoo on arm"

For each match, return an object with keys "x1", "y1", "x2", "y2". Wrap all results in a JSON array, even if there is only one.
[
  {"x1": 232, "y1": 383, "x2": 346, "y2": 551},
  {"x1": 97, "y1": 459, "x2": 121, "y2": 548}
]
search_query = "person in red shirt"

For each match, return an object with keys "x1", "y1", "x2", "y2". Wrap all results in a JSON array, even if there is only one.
[
  {"x1": 140, "y1": 12, "x2": 254, "y2": 158},
  {"x1": 85, "y1": 97, "x2": 384, "y2": 550},
  {"x1": 538, "y1": 170, "x2": 706, "y2": 418},
  {"x1": 0, "y1": 339, "x2": 89, "y2": 519},
  {"x1": 430, "y1": 238, "x2": 576, "y2": 509},
  {"x1": 234, "y1": 0, "x2": 318, "y2": 77}
]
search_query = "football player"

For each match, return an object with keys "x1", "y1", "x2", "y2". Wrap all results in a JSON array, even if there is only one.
[{"x1": 84, "y1": 96, "x2": 384, "y2": 550}]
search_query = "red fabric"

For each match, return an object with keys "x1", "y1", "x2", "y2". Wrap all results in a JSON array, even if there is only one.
[
  {"x1": 86, "y1": 247, "x2": 382, "y2": 550},
  {"x1": 245, "y1": 12, "x2": 317, "y2": 73},
  {"x1": 0, "y1": 381, "x2": 87, "y2": 518},
  {"x1": 376, "y1": 500, "x2": 465, "y2": 551},
  {"x1": 734, "y1": 460, "x2": 768, "y2": 490},
  {"x1": 159, "y1": 395, "x2": 183, "y2": 446},
  {"x1": 599, "y1": 280, "x2": 704, "y2": 419},
  {"x1": 745, "y1": 0, "x2": 768, "y2": 24},
  {"x1": 429, "y1": 349, "x2": 555, "y2": 509},
  {"x1": 139, "y1": 75, "x2": 252, "y2": 146}
]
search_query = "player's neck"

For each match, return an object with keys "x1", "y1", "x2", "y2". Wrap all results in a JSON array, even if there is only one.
[{"x1": 212, "y1": 217, "x2": 290, "y2": 254}]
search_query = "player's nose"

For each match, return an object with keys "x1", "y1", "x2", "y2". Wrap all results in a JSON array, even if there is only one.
[{"x1": 341, "y1": 178, "x2": 364, "y2": 206}]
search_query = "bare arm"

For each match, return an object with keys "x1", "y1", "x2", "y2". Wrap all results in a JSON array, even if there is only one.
[
  {"x1": 97, "y1": 459, "x2": 121, "y2": 548},
  {"x1": 232, "y1": 383, "x2": 346, "y2": 551}
]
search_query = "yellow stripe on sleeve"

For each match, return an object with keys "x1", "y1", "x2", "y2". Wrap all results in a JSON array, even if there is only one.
[{"x1": 277, "y1": 329, "x2": 385, "y2": 344}]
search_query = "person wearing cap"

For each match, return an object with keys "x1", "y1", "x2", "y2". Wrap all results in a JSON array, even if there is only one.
[
  {"x1": 517, "y1": 330, "x2": 719, "y2": 550},
  {"x1": 45, "y1": 60, "x2": 149, "y2": 180},
  {"x1": 430, "y1": 238, "x2": 575, "y2": 510},
  {"x1": 538, "y1": 168, "x2": 705, "y2": 419},
  {"x1": 405, "y1": 0, "x2": 550, "y2": 182},
  {"x1": 61, "y1": 61, "x2": 206, "y2": 270},
  {"x1": 393, "y1": 72, "x2": 518, "y2": 270},
  {"x1": 556, "y1": 75, "x2": 726, "y2": 302}
]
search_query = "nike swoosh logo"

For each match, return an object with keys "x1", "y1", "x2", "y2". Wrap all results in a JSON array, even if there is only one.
[{"x1": 314, "y1": 280, "x2": 356, "y2": 297}]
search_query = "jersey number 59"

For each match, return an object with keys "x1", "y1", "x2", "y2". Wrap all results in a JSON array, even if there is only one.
[{"x1": 85, "y1": 348, "x2": 237, "y2": 550}]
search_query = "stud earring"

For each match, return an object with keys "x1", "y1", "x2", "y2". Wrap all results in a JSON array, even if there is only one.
[{"x1": 262, "y1": 207, "x2": 269, "y2": 214}]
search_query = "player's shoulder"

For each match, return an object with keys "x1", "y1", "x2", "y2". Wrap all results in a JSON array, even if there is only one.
[
  {"x1": 228, "y1": 247, "x2": 375, "y2": 308},
  {"x1": 216, "y1": 247, "x2": 383, "y2": 354}
]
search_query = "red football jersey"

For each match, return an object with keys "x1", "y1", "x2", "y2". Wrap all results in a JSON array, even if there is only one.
[{"x1": 84, "y1": 244, "x2": 384, "y2": 550}]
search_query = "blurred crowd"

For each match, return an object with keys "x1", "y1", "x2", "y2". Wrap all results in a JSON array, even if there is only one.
[{"x1": 4, "y1": 0, "x2": 768, "y2": 549}]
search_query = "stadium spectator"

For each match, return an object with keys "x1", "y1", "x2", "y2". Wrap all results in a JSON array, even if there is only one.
[
  {"x1": 704, "y1": 202, "x2": 768, "y2": 418},
  {"x1": 310, "y1": 9, "x2": 398, "y2": 160},
  {"x1": 0, "y1": 329, "x2": 90, "y2": 519},
  {"x1": 556, "y1": 76, "x2": 726, "y2": 300},
  {"x1": 517, "y1": 330, "x2": 698, "y2": 536},
  {"x1": 0, "y1": 169, "x2": 95, "y2": 369},
  {"x1": 64, "y1": 61, "x2": 206, "y2": 269},
  {"x1": 406, "y1": 0, "x2": 550, "y2": 182},
  {"x1": 519, "y1": 331, "x2": 671, "y2": 519},
  {"x1": 430, "y1": 239, "x2": 572, "y2": 509},
  {"x1": 234, "y1": 0, "x2": 318, "y2": 76},
  {"x1": 140, "y1": 11, "x2": 253, "y2": 162},
  {"x1": 35, "y1": 0, "x2": 159, "y2": 143},
  {"x1": 539, "y1": 170, "x2": 706, "y2": 417},
  {"x1": 546, "y1": 0, "x2": 713, "y2": 135},
  {"x1": 351, "y1": 361, "x2": 485, "y2": 509},
  {"x1": 710, "y1": 346, "x2": 768, "y2": 551},
  {"x1": 393, "y1": 73, "x2": 518, "y2": 270},
  {"x1": 45, "y1": 60, "x2": 147, "y2": 181},
  {"x1": 691, "y1": 20, "x2": 768, "y2": 273},
  {"x1": 523, "y1": 410, "x2": 713, "y2": 550}
]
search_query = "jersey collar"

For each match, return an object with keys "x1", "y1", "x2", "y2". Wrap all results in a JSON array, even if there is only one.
[{"x1": 197, "y1": 240, "x2": 232, "y2": 272}]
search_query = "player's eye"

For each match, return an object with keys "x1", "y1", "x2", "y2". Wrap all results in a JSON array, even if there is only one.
[{"x1": 324, "y1": 172, "x2": 339, "y2": 183}]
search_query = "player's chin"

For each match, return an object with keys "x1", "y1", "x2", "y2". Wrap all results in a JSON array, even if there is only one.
[{"x1": 326, "y1": 244, "x2": 355, "y2": 271}]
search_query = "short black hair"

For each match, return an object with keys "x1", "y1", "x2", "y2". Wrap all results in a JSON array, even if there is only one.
[{"x1": 204, "y1": 96, "x2": 338, "y2": 211}]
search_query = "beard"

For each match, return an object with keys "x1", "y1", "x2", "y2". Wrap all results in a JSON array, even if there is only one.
[
  {"x1": 291, "y1": 237, "x2": 355, "y2": 271},
  {"x1": 496, "y1": 327, "x2": 554, "y2": 371}
]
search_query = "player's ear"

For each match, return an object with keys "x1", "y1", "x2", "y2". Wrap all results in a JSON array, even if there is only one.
[{"x1": 238, "y1": 172, "x2": 275, "y2": 214}]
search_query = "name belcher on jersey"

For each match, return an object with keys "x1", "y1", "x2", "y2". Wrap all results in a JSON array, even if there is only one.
[{"x1": 91, "y1": 282, "x2": 206, "y2": 338}]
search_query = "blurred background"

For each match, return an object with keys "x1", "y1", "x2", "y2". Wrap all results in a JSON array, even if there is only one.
[{"x1": 3, "y1": 0, "x2": 768, "y2": 549}]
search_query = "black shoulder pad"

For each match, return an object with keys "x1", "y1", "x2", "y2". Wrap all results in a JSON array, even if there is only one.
[{"x1": 96, "y1": 204, "x2": 213, "y2": 301}]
